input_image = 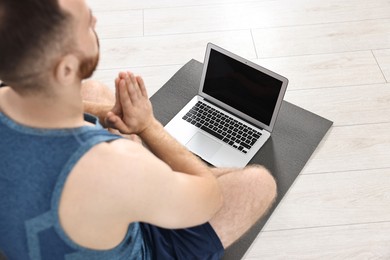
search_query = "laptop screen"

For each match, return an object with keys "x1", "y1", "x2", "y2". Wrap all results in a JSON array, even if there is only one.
[{"x1": 202, "y1": 49, "x2": 283, "y2": 126}]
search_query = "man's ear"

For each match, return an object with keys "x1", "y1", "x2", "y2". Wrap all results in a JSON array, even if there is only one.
[{"x1": 54, "y1": 54, "x2": 79, "y2": 86}]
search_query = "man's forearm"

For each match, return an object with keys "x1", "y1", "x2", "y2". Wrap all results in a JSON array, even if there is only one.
[
  {"x1": 83, "y1": 100, "x2": 206, "y2": 176},
  {"x1": 139, "y1": 119, "x2": 214, "y2": 177}
]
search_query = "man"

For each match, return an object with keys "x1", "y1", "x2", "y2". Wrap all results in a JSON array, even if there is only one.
[{"x1": 0, "y1": 0, "x2": 277, "y2": 259}]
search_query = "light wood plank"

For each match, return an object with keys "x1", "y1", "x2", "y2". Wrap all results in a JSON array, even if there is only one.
[
  {"x1": 284, "y1": 83, "x2": 390, "y2": 126},
  {"x1": 262, "y1": 168, "x2": 390, "y2": 231},
  {"x1": 144, "y1": 0, "x2": 390, "y2": 36},
  {"x1": 98, "y1": 30, "x2": 256, "y2": 69},
  {"x1": 144, "y1": 2, "x2": 268, "y2": 36},
  {"x1": 92, "y1": 65, "x2": 182, "y2": 97},
  {"x1": 244, "y1": 222, "x2": 390, "y2": 259},
  {"x1": 373, "y1": 49, "x2": 390, "y2": 82},
  {"x1": 94, "y1": 10, "x2": 143, "y2": 39},
  {"x1": 252, "y1": 19, "x2": 390, "y2": 58},
  {"x1": 301, "y1": 123, "x2": 390, "y2": 174},
  {"x1": 88, "y1": 0, "x2": 261, "y2": 12},
  {"x1": 254, "y1": 51, "x2": 385, "y2": 90}
]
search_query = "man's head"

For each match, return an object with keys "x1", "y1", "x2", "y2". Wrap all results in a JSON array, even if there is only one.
[{"x1": 0, "y1": 0, "x2": 99, "y2": 96}]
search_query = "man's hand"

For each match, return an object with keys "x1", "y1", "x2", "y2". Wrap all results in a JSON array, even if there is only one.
[{"x1": 105, "y1": 72, "x2": 155, "y2": 135}]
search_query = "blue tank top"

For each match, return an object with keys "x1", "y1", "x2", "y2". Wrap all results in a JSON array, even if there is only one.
[{"x1": 0, "y1": 112, "x2": 151, "y2": 260}]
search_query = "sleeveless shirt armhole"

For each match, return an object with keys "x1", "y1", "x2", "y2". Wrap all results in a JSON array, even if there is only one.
[{"x1": 50, "y1": 133, "x2": 123, "y2": 252}]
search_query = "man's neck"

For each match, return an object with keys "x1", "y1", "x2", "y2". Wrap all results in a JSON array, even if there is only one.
[{"x1": 0, "y1": 86, "x2": 87, "y2": 129}]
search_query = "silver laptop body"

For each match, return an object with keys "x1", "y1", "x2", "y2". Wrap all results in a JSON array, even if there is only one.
[{"x1": 165, "y1": 43, "x2": 288, "y2": 168}]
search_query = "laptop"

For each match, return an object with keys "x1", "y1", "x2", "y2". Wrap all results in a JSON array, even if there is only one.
[{"x1": 165, "y1": 43, "x2": 288, "y2": 167}]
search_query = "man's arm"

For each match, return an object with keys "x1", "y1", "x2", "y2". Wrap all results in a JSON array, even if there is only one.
[
  {"x1": 105, "y1": 72, "x2": 223, "y2": 221},
  {"x1": 106, "y1": 72, "x2": 217, "y2": 177},
  {"x1": 60, "y1": 72, "x2": 223, "y2": 241},
  {"x1": 82, "y1": 74, "x2": 216, "y2": 178}
]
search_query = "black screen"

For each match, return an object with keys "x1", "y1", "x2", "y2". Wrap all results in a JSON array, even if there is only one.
[{"x1": 203, "y1": 49, "x2": 283, "y2": 126}]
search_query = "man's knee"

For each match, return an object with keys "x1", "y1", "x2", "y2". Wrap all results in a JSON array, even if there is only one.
[
  {"x1": 82, "y1": 79, "x2": 102, "y2": 91},
  {"x1": 246, "y1": 165, "x2": 277, "y2": 202},
  {"x1": 81, "y1": 80, "x2": 114, "y2": 103}
]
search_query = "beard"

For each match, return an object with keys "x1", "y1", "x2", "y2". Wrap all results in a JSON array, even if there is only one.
[
  {"x1": 78, "y1": 52, "x2": 99, "y2": 80},
  {"x1": 78, "y1": 31, "x2": 100, "y2": 80}
]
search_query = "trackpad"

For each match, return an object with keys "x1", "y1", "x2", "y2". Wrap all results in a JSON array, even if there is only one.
[{"x1": 186, "y1": 132, "x2": 222, "y2": 159}]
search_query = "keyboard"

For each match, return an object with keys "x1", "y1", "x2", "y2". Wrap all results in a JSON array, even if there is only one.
[{"x1": 182, "y1": 101, "x2": 262, "y2": 154}]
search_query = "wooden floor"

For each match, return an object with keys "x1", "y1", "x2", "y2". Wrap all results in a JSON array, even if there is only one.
[{"x1": 89, "y1": 0, "x2": 390, "y2": 259}]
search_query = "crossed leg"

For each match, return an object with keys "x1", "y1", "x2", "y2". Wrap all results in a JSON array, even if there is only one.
[
  {"x1": 209, "y1": 166, "x2": 277, "y2": 249},
  {"x1": 81, "y1": 79, "x2": 278, "y2": 249}
]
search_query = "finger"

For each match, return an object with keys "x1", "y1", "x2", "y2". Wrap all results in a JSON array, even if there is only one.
[
  {"x1": 131, "y1": 73, "x2": 144, "y2": 99},
  {"x1": 128, "y1": 72, "x2": 137, "y2": 85},
  {"x1": 119, "y1": 71, "x2": 127, "y2": 79},
  {"x1": 130, "y1": 73, "x2": 141, "y2": 98},
  {"x1": 125, "y1": 73, "x2": 140, "y2": 103},
  {"x1": 136, "y1": 76, "x2": 148, "y2": 98},
  {"x1": 106, "y1": 112, "x2": 127, "y2": 131},
  {"x1": 106, "y1": 112, "x2": 131, "y2": 134},
  {"x1": 105, "y1": 111, "x2": 118, "y2": 128},
  {"x1": 119, "y1": 79, "x2": 133, "y2": 110},
  {"x1": 105, "y1": 111, "x2": 116, "y2": 126},
  {"x1": 114, "y1": 78, "x2": 121, "y2": 110},
  {"x1": 124, "y1": 73, "x2": 133, "y2": 96}
]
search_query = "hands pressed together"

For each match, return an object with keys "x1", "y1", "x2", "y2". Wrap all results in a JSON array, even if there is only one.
[{"x1": 105, "y1": 72, "x2": 155, "y2": 136}]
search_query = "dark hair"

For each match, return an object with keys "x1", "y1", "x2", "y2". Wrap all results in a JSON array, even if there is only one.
[{"x1": 0, "y1": 0, "x2": 72, "y2": 93}]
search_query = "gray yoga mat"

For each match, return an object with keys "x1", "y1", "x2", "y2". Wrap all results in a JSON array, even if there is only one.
[{"x1": 150, "y1": 60, "x2": 333, "y2": 260}]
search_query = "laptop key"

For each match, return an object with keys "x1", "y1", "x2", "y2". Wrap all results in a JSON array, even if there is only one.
[
  {"x1": 241, "y1": 142, "x2": 252, "y2": 150},
  {"x1": 253, "y1": 132, "x2": 261, "y2": 138},
  {"x1": 201, "y1": 125, "x2": 224, "y2": 140}
]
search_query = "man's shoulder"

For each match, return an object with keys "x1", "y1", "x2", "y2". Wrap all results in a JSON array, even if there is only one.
[
  {"x1": 84, "y1": 138, "x2": 146, "y2": 167},
  {"x1": 66, "y1": 137, "x2": 166, "y2": 199},
  {"x1": 63, "y1": 138, "x2": 148, "y2": 207},
  {"x1": 74, "y1": 137, "x2": 160, "y2": 180}
]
